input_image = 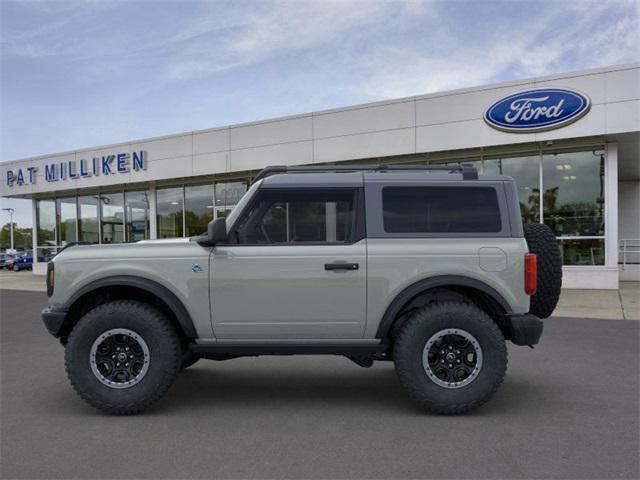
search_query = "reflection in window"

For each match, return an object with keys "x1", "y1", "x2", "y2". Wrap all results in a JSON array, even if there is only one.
[
  {"x1": 214, "y1": 181, "x2": 247, "y2": 218},
  {"x1": 37, "y1": 200, "x2": 56, "y2": 246},
  {"x1": 383, "y1": 187, "x2": 502, "y2": 233},
  {"x1": 78, "y1": 196, "x2": 99, "y2": 243},
  {"x1": 235, "y1": 190, "x2": 355, "y2": 244},
  {"x1": 157, "y1": 187, "x2": 184, "y2": 238},
  {"x1": 559, "y1": 239, "x2": 605, "y2": 265},
  {"x1": 185, "y1": 184, "x2": 214, "y2": 236},
  {"x1": 125, "y1": 191, "x2": 150, "y2": 242},
  {"x1": 542, "y1": 151, "x2": 605, "y2": 237},
  {"x1": 100, "y1": 193, "x2": 125, "y2": 243},
  {"x1": 483, "y1": 155, "x2": 540, "y2": 223},
  {"x1": 56, "y1": 197, "x2": 77, "y2": 245}
]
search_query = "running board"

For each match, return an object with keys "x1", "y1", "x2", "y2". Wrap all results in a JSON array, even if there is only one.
[{"x1": 189, "y1": 342, "x2": 388, "y2": 357}]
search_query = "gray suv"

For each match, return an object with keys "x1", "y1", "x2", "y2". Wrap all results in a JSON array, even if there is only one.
[{"x1": 42, "y1": 164, "x2": 562, "y2": 415}]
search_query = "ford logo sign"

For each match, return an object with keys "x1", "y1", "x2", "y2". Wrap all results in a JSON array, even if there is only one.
[{"x1": 484, "y1": 88, "x2": 591, "y2": 133}]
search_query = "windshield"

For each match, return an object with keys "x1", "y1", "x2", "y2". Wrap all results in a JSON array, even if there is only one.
[{"x1": 224, "y1": 180, "x2": 262, "y2": 230}]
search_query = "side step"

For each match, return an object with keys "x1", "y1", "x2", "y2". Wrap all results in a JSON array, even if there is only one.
[{"x1": 190, "y1": 342, "x2": 389, "y2": 357}]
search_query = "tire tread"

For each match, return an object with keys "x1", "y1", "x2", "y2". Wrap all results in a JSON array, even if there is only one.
[
  {"x1": 394, "y1": 301, "x2": 507, "y2": 415},
  {"x1": 65, "y1": 300, "x2": 181, "y2": 415}
]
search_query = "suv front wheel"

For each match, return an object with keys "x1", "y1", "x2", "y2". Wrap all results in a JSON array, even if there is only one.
[
  {"x1": 394, "y1": 301, "x2": 507, "y2": 414},
  {"x1": 65, "y1": 300, "x2": 182, "y2": 414}
]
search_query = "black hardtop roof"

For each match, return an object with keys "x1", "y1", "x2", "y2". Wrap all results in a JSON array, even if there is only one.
[
  {"x1": 257, "y1": 164, "x2": 515, "y2": 187},
  {"x1": 254, "y1": 163, "x2": 479, "y2": 182}
]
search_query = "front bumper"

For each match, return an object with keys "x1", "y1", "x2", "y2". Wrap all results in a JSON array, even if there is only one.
[
  {"x1": 41, "y1": 306, "x2": 68, "y2": 338},
  {"x1": 506, "y1": 314, "x2": 543, "y2": 346}
]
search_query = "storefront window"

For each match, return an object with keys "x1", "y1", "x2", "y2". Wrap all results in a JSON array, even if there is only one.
[
  {"x1": 78, "y1": 195, "x2": 99, "y2": 243},
  {"x1": 214, "y1": 181, "x2": 247, "y2": 218},
  {"x1": 56, "y1": 197, "x2": 77, "y2": 245},
  {"x1": 36, "y1": 200, "x2": 56, "y2": 246},
  {"x1": 185, "y1": 184, "x2": 214, "y2": 237},
  {"x1": 483, "y1": 155, "x2": 540, "y2": 223},
  {"x1": 559, "y1": 238, "x2": 605, "y2": 266},
  {"x1": 100, "y1": 193, "x2": 124, "y2": 244},
  {"x1": 125, "y1": 191, "x2": 150, "y2": 242},
  {"x1": 157, "y1": 187, "x2": 184, "y2": 238},
  {"x1": 542, "y1": 151, "x2": 605, "y2": 237}
]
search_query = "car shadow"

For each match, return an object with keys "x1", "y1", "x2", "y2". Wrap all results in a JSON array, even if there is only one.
[{"x1": 152, "y1": 360, "x2": 555, "y2": 417}]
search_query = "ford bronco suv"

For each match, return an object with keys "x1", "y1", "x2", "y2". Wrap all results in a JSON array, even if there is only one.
[{"x1": 42, "y1": 164, "x2": 562, "y2": 415}]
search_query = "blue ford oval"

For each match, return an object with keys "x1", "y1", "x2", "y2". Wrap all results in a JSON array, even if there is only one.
[{"x1": 484, "y1": 88, "x2": 591, "y2": 132}]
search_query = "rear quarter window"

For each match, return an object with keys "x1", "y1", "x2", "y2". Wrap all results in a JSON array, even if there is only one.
[{"x1": 382, "y1": 186, "x2": 502, "y2": 233}]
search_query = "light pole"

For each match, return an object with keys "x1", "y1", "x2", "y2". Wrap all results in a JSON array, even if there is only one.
[{"x1": 2, "y1": 207, "x2": 15, "y2": 251}]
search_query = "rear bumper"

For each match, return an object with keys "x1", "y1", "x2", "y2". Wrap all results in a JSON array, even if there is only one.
[
  {"x1": 41, "y1": 306, "x2": 68, "y2": 338},
  {"x1": 506, "y1": 314, "x2": 543, "y2": 346}
]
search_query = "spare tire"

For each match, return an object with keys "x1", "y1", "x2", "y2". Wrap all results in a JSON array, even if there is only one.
[{"x1": 523, "y1": 223, "x2": 562, "y2": 318}]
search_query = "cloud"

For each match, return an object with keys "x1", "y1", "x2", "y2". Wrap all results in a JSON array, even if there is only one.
[
  {"x1": 353, "y1": 1, "x2": 640, "y2": 99},
  {"x1": 163, "y1": 1, "x2": 401, "y2": 80}
]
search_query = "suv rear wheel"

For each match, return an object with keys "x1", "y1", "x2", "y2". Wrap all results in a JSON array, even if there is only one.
[
  {"x1": 394, "y1": 301, "x2": 507, "y2": 414},
  {"x1": 65, "y1": 300, "x2": 181, "y2": 414}
]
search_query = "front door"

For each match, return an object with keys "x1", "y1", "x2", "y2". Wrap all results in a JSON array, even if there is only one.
[{"x1": 210, "y1": 187, "x2": 366, "y2": 339}]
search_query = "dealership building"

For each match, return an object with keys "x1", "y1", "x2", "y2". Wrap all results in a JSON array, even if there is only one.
[{"x1": 1, "y1": 63, "x2": 638, "y2": 289}]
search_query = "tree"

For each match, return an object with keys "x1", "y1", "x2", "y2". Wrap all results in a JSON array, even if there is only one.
[{"x1": 0, "y1": 223, "x2": 32, "y2": 251}]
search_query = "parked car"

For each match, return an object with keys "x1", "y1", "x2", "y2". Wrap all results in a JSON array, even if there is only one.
[
  {"x1": 11, "y1": 252, "x2": 33, "y2": 271},
  {"x1": 42, "y1": 163, "x2": 562, "y2": 415},
  {"x1": 0, "y1": 253, "x2": 16, "y2": 269}
]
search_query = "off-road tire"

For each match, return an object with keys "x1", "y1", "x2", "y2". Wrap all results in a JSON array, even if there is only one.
[
  {"x1": 12, "y1": 264, "x2": 19, "y2": 272},
  {"x1": 394, "y1": 301, "x2": 507, "y2": 414},
  {"x1": 524, "y1": 223, "x2": 562, "y2": 318},
  {"x1": 65, "y1": 300, "x2": 181, "y2": 415}
]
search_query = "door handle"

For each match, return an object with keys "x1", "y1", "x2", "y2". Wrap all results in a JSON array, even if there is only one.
[{"x1": 324, "y1": 262, "x2": 359, "y2": 271}]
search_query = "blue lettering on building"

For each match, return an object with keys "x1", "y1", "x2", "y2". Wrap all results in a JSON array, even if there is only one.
[
  {"x1": 27, "y1": 167, "x2": 37, "y2": 183},
  {"x1": 45, "y1": 164, "x2": 57, "y2": 182},
  {"x1": 4, "y1": 150, "x2": 147, "y2": 187},
  {"x1": 117, "y1": 153, "x2": 129, "y2": 173},
  {"x1": 68, "y1": 161, "x2": 79, "y2": 179},
  {"x1": 484, "y1": 88, "x2": 591, "y2": 133},
  {"x1": 80, "y1": 159, "x2": 91, "y2": 177},
  {"x1": 102, "y1": 155, "x2": 113, "y2": 175},
  {"x1": 132, "y1": 151, "x2": 146, "y2": 170}
]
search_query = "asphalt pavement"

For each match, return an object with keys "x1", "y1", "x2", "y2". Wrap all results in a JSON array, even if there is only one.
[{"x1": 1, "y1": 289, "x2": 638, "y2": 479}]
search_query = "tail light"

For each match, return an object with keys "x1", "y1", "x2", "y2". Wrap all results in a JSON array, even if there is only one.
[{"x1": 524, "y1": 253, "x2": 537, "y2": 295}]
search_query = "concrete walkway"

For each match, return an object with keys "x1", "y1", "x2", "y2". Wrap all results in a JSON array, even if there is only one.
[
  {"x1": 0, "y1": 270, "x2": 47, "y2": 292},
  {"x1": 1, "y1": 270, "x2": 638, "y2": 320},
  {"x1": 554, "y1": 282, "x2": 639, "y2": 320}
]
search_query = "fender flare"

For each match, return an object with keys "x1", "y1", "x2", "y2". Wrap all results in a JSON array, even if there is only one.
[
  {"x1": 64, "y1": 275, "x2": 197, "y2": 338},
  {"x1": 375, "y1": 275, "x2": 511, "y2": 339}
]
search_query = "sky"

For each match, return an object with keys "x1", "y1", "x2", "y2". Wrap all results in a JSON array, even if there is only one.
[{"x1": 1, "y1": 0, "x2": 639, "y2": 228}]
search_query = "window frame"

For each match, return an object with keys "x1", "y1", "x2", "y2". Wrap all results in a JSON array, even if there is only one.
[
  {"x1": 226, "y1": 187, "x2": 366, "y2": 246},
  {"x1": 365, "y1": 180, "x2": 513, "y2": 239},
  {"x1": 381, "y1": 185, "x2": 504, "y2": 235}
]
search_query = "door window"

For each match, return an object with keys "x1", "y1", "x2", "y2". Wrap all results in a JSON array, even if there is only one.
[{"x1": 233, "y1": 189, "x2": 357, "y2": 245}]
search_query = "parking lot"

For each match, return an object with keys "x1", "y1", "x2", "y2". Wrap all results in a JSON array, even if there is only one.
[{"x1": 1, "y1": 288, "x2": 638, "y2": 479}]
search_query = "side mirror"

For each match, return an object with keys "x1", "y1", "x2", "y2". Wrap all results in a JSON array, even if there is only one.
[{"x1": 208, "y1": 218, "x2": 228, "y2": 245}]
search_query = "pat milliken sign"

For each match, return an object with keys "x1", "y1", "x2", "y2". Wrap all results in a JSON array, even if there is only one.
[
  {"x1": 5, "y1": 151, "x2": 147, "y2": 187},
  {"x1": 484, "y1": 88, "x2": 591, "y2": 133}
]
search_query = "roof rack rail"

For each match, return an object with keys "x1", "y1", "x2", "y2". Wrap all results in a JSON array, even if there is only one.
[{"x1": 252, "y1": 163, "x2": 479, "y2": 183}]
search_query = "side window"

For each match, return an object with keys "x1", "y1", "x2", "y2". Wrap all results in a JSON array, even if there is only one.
[
  {"x1": 382, "y1": 186, "x2": 502, "y2": 233},
  {"x1": 234, "y1": 189, "x2": 357, "y2": 245}
]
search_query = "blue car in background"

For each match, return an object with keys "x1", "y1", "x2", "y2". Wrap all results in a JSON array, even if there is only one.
[{"x1": 9, "y1": 252, "x2": 33, "y2": 272}]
